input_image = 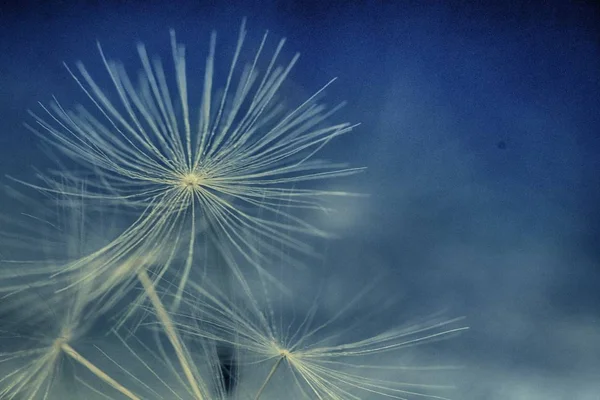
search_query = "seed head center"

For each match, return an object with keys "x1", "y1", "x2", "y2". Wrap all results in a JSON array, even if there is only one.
[
  {"x1": 53, "y1": 333, "x2": 71, "y2": 351},
  {"x1": 278, "y1": 348, "x2": 291, "y2": 358},
  {"x1": 181, "y1": 173, "x2": 202, "y2": 189}
]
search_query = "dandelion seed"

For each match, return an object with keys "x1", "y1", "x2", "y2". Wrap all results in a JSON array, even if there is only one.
[
  {"x1": 0, "y1": 188, "x2": 210, "y2": 399},
  {"x1": 0, "y1": 189, "x2": 143, "y2": 399},
  {"x1": 167, "y1": 268, "x2": 468, "y2": 400},
  {"x1": 17, "y1": 20, "x2": 363, "y2": 312},
  {"x1": 0, "y1": 276, "x2": 140, "y2": 400}
]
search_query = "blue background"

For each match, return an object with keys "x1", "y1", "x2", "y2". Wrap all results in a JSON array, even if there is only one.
[{"x1": 0, "y1": 1, "x2": 599, "y2": 398}]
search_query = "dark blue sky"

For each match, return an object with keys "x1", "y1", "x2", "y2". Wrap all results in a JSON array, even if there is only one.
[{"x1": 1, "y1": 1, "x2": 599, "y2": 398}]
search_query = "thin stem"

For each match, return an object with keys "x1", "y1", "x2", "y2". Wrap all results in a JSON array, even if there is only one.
[
  {"x1": 254, "y1": 355, "x2": 285, "y2": 400},
  {"x1": 61, "y1": 342, "x2": 140, "y2": 400},
  {"x1": 137, "y1": 269, "x2": 205, "y2": 400}
]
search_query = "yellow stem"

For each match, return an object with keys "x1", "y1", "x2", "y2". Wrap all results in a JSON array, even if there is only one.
[
  {"x1": 254, "y1": 356, "x2": 285, "y2": 400},
  {"x1": 137, "y1": 269, "x2": 204, "y2": 400},
  {"x1": 61, "y1": 342, "x2": 140, "y2": 400}
]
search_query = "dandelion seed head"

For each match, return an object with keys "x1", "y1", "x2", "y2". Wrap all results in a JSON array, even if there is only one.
[{"x1": 17, "y1": 20, "x2": 364, "y2": 305}]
